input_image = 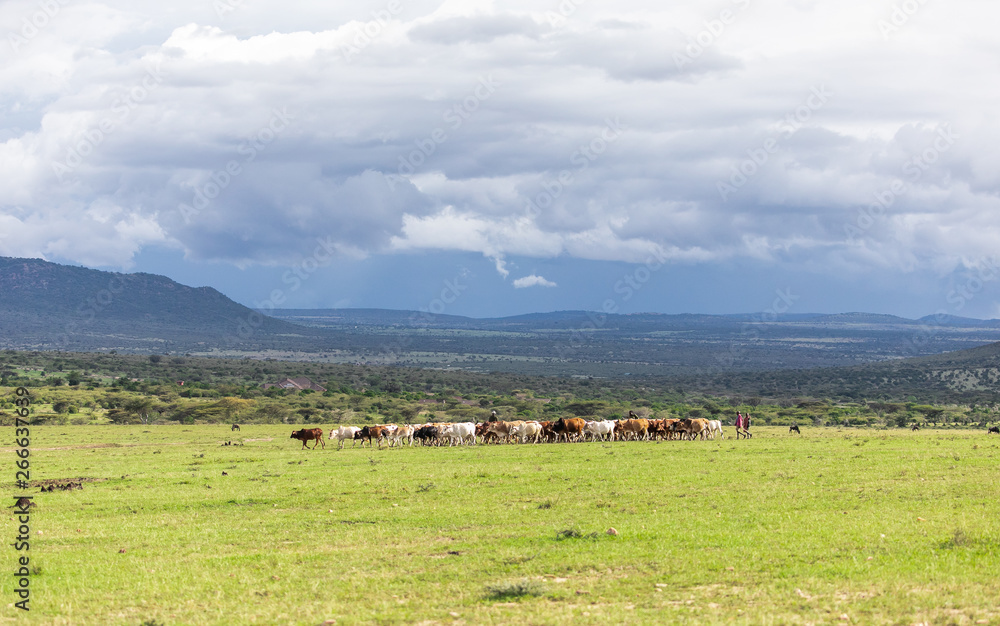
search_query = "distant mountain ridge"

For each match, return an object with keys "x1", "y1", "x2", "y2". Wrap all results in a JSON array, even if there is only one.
[
  {"x1": 3, "y1": 256, "x2": 1000, "y2": 378},
  {"x1": 0, "y1": 256, "x2": 308, "y2": 351},
  {"x1": 268, "y1": 308, "x2": 1000, "y2": 329}
]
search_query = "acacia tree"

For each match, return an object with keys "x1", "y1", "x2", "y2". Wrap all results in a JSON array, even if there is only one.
[
  {"x1": 216, "y1": 397, "x2": 253, "y2": 423},
  {"x1": 123, "y1": 397, "x2": 157, "y2": 425}
]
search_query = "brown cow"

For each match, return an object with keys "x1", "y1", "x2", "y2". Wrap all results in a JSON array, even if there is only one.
[
  {"x1": 615, "y1": 418, "x2": 649, "y2": 441},
  {"x1": 671, "y1": 419, "x2": 696, "y2": 440},
  {"x1": 673, "y1": 418, "x2": 710, "y2": 440},
  {"x1": 552, "y1": 417, "x2": 586, "y2": 442},
  {"x1": 691, "y1": 418, "x2": 711, "y2": 440},
  {"x1": 539, "y1": 421, "x2": 558, "y2": 443},
  {"x1": 358, "y1": 425, "x2": 388, "y2": 448},
  {"x1": 475, "y1": 422, "x2": 502, "y2": 445},
  {"x1": 290, "y1": 428, "x2": 325, "y2": 449},
  {"x1": 646, "y1": 419, "x2": 667, "y2": 440},
  {"x1": 485, "y1": 420, "x2": 522, "y2": 443}
]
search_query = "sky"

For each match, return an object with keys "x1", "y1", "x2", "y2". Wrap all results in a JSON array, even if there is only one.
[{"x1": 2, "y1": 0, "x2": 999, "y2": 319}]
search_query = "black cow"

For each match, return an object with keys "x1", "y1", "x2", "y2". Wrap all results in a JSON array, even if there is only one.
[
  {"x1": 911, "y1": 424, "x2": 920, "y2": 431},
  {"x1": 988, "y1": 426, "x2": 999, "y2": 434},
  {"x1": 789, "y1": 424, "x2": 801, "y2": 434},
  {"x1": 414, "y1": 425, "x2": 440, "y2": 445},
  {"x1": 232, "y1": 423, "x2": 240, "y2": 431}
]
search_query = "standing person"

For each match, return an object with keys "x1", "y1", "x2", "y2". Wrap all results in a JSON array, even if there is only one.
[
  {"x1": 735, "y1": 411, "x2": 744, "y2": 439},
  {"x1": 744, "y1": 413, "x2": 752, "y2": 438}
]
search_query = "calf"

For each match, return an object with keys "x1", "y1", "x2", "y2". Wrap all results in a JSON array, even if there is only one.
[
  {"x1": 290, "y1": 428, "x2": 325, "y2": 450},
  {"x1": 708, "y1": 420, "x2": 725, "y2": 439},
  {"x1": 789, "y1": 424, "x2": 801, "y2": 434}
]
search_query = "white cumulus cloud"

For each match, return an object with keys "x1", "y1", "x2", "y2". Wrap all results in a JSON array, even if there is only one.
[{"x1": 512, "y1": 274, "x2": 556, "y2": 288}]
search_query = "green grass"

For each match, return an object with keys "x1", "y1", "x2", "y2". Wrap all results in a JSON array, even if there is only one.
[{"x1": 4, "y1": 426, "x2": 1000, "y2": 624}]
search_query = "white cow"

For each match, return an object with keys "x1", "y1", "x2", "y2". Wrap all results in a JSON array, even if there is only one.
[
  {"x1": 707, "y1": 420, "x2": 724, "y2": 440},
  {"x1": 330, "y1": 426, "x2": 361, "y2": 449},
  {"x1": 511, "y1": 421, "x2": 542, "y2": 444},
  {"x1": 584, "y1": 419, "x2": 616, "y2": 442},
  {"x1": 444, "y1": 422, "x2": 477, "y2": 446}
]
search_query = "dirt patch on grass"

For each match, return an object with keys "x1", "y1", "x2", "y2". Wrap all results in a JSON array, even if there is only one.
[
  {"x1": 2, "y1": 442, "x2": 192, "y2": 452},
  {"x1": 2, "y1": 438, "x2": 273, "y2": 452},
  {"x1": 33, "y1": 477, "x2": 107, "y2": 491}
]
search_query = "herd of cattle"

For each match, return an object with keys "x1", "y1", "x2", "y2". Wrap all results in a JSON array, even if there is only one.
[
  {"x1": 284, "y1": 420, "x2": 1000, "y2": 449},
  {"x1": 289, "y1": 414, "x2": 730, "y2": 449}
]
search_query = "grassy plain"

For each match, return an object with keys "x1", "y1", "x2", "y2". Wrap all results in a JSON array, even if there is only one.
[{"x1": 3, "y1": 426, "x2": 1000, "y2": 625}]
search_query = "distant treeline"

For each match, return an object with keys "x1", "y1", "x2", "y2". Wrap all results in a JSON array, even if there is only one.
[{"x1": 1, "y1": 350, "x2": 998, "y2": 429}]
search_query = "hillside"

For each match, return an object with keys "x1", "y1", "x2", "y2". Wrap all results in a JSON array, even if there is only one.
[
  {"x1": 674, "y1": 340, "x2": 1000, "y2": 403},
  {"x1": 0, "y1": 257, "x2": 311, "y2": 352}
]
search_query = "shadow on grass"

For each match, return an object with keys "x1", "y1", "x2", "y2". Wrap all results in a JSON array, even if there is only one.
[
  {"x1": 938, "y1": 528, "x2": 998, "y2": 551},
  {"x1": 484, "y1": 579, "x2": 546, "y2": 601},
  {"x1": 555, "y1": 527, "x2": 605, "y2": 541}
]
